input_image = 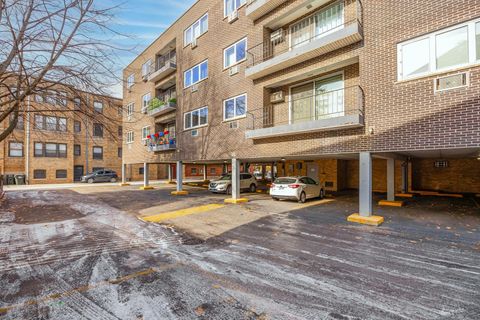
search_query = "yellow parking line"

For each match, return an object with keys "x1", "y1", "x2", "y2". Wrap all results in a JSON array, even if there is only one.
[{"x1": 141, "y1": 204, "x2": 225, "y2": 223}]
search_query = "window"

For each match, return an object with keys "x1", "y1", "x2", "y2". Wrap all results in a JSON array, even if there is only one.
[
  {"x1": 191, "y1": 167, "x2": 197, "y2": 175},
  {"x1": 93, "y1": 146, "x2": 103, "y2": 160},
  {"x1": 142, "y1": 126, "x2": 151, "y2": 140},
  {"x1": 58, "y1": 91, "x2": 67, "y2": 107},
  {"x1": 118, "y1": 147, "x2": 122, "y2": 158},
  {"x1": 127, "y1": 103, "x2": 134, "y2": 117},
  {"x1": 35, "y1": 115, "x2": 67, "y2": 132},
  {"x1": 9, "y1": 142, "x2": 23, "y2": 157},
  {"x1": 126, "y1": 131, "x2": 134, "y2": 144},
  {"x1": 210, "y1": 167, "x2": 216, "y2": 175},
  {"x1": 35, "y1": 115, "x2": 44, "y2": 129},
  {"x1": 93, "y1": 123, "x2": 103, "y2": 138},
  {"x1": 35, "y1": 94, "x2": 44, "y2": 103},
  {"x1": 94, "y1": 101, "x2": 104, "y2": 113},
  {"x1": 58, "y1": 118, "x2": 67, "y2": 132},
  {"x1": 184, "y1": 13, "x2": 208, "y2": 46},
  {"x1": 184, "y1": 106, "x2": 208, "y2": 130},
  {"x1": 142, "y1": 93, "x2": 151, "y2": 111},
  {"x1": 74, "y1": 144, "x2": 81, "y2": 156},
  {"x1": 184, "y1": 60, "x2": 208, "y2": 88},
  {"x1": 118, "y1": 126, "x2": 123, "y2": 137},
  {"x1": 139, "y1": 167, "x2": 144, "y2": 175},
  {"x1": 142, "y1": 60, "x2": 152, "y2": 77},
  {"x1": 45, "y1": 91, "x2": 57, "y2": 105},
  {"x1": 56, "y1": 170, "x2": 67, "y2": 179},
  {"x1": 93, "y1": 167, "x2": 104, "y2": 173},
  {"x1": 46, "y1": 116, "x2": 57, "y2": 131},
  {"x1": 225, "y1": 0, "x2": 246, "y2": 17},
  {"x1": 34, "y1": 170, "x2": 46, "y2": 179},
  {"x1": 74, "y1": 97, "x2": 81, "y2": 110},
  {"x1": 34, "y1": 143, "x2": 67, "y2": 158},
  {"x1": 224, "y1": 94, "x2": 246, "y2": 121},
  {"x1": 74, "y1": 120, "x2": 81, "y2": 133},
  {"x1": 398, "y1": 18, "x2": 480, "y2": 80},
  {"x1": 127, "y1": 74, "x2": 134, "y2": 88},
  {"x1": 10, "y1": 114, "x2": 24, "y2": 130},
  {"x1": 224, "y1": 38, "x2": 247, "y2": 68}
]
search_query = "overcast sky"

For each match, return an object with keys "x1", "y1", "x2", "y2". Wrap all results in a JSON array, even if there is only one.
[{"x1": 106, "y1": 0, "x2": 197, "y2": 97}]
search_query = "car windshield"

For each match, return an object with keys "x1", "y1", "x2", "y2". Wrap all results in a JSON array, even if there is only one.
[
  {"x1": 274, "y1": 178, "x2": 297, "y2": 184},
  {"x1": 219, "y1": 174, "x2": 231, "y2": 181}
]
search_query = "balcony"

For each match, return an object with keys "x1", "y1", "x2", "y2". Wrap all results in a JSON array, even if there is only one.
[
  {"x1": 147, "y1": 100, "x2": 176, "y2": 117},
  {"x1": 148, "y1": 60, "x2": 177, "y2": 83},
  {"x1": 246, "y1": 0, "x2": 289, "y2": 20},
  {"x1": 245, "y1": 86, "x2": 364, "y2": 139},
  {"x1": 246, "y1": 0, "x2": 363, "y2": 80},
  {"x1": 147, "y1": 134, "x2": 176, "y2": 152},
  {"x1": 148, "y1": 142, "x2": 176, "y2": 152}
]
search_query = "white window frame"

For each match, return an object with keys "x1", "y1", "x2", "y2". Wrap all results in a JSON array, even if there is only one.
[
  {"x1": 126, "y1": 131, "x2": 134, "y2": 144},
  {"x1": 224, "y1": 37, "x2": 247, "y2": 69},
  {"x1": 223, "y1": 93, "x2": 247, "y2": 121},
  {"x1": 94, "y1": 101, "x2": 104, "y2": 113},
  {"x1": 127, "y1": 73, "x2": 135, "y2": 88},
  {"x1": 126, "y1": 103, "x2": 134, "y2": 118},
  {"x1": 184, "y1": 60, "x2": 208, "y2": 88},
  {"x1": 184, "y1": 13, "x2": 208, "y2": 47},
  {"x1": 142, "y1": 126, "x2": 151, "y2": 140},
  {"x1": 184, "y1": 106, "x2": 208, "y2": 130},
  {"x1": 224, "y1": 0, "x2": 246, "y2": 18},
  {"x1": 398, "y1": 17, "x2": 480, "y2": 81},
  {"x1": 142, "y1": 60, "x2": 152, "y2": 77},
  {"x1": 142, "y1": 93, "x2": 151, "y2": 111},
  {"x1": 9, "y1": 141, "x2": 23, "y2": 157}
]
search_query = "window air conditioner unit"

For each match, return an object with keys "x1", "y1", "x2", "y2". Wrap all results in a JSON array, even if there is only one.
[
  {"x1": 229, "y1": 65, "x2": 239, "y2": 76},
  {"x1": 270, "y1": 29, "x2": 284, "y2": 43},
  {"x1": 270, "y1": 90, "x2": 284, "y2": 103},
  {"x1": 191, "y1": 84, "x2": 199, "y2": 93},
  {"x1": 434, "y1": 72, "x2": 468, "y2": 92},
  {"x1": 229, "y1": 121, "x2": 239, "y2": 129},
  {"x1": 191, "y1": 38, "x2": 198, "y2": 49},
  {"x1": 228, "y1": 10, "x2": 238, "y2": 23}
]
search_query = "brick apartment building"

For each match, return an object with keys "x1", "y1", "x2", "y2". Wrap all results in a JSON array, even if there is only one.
[
  {"x1": 0, "y1": 87, "x2": 123, "y2": 185},
  {"x1": 122, "y1": 0, "x2": 480, "y2": 217}
]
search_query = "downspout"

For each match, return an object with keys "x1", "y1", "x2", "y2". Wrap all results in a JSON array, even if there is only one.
[{"x1": 25, "y1": 96, "x2": 31, "y2": 184}]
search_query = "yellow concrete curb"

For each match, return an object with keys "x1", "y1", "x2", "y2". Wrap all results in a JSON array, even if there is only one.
[
  {"x1": 139, "y1": 186, "x2": 155, "y2": 190},
  {"x1": 171, "y1": 191, "x2": 189, "y2": 196},
  {"x1": 119, "y1": 183, "x2": 131, "y2": 187},
  {"x1": 141, "y1": 203, "x2": 225, "y2": 223},
  {"x1": 395, "y1": 193, "x2": 414, "y2": 198},
  {"x1": 378, "y1": 200, "x2": 405, "y2": 207},
  {"x1": 224, "y1": 198, "x2": 249, "y2": 204},
  {"x1": 347, "y1": 213, "x2": 384, "y2": 226}
]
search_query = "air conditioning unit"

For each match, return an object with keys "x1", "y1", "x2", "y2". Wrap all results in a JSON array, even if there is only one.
[
  {"x1": 270, "y1": 90, "x2": 284, "y2": 103},
  {"x1": 270, "y1": 29, "x2": 284, "y2": 43},
  {"x1": 191, "y1": 38, "x2": 198, "y2": 49},
  {"x1": 228, "y1": 10, "x2": 238, "y2": 23},
  {"x1": 191, "y1": 129, "x2": 198, "y2": 137},
  {"x1": 434, "y1": 72, "x2": 468, "y2": 92},
  {"x1": 191, "y1": 84, "x2": 199, "y2": 93},
  {"x1": 229, "y1": 121, "x2": 239, "y2": 129},
  {"x1": 228, "y1": 65, "x2": 239, "y2": 76}
]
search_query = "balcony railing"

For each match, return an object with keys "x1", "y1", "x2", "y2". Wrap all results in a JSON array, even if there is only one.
[
  {"x1": 246, "y1": 0, "x2": 363, "y2": 74},
  {"x1": 148, "y1": 59, "x2": 177, "y2": 83},
  {"x1": 148, "y1": 142, "x2": 176, "y2": 152},
  {"x1": 147, "y1": 101, "x2": 177, "y2": 117},
  {"x1": 147, "y1": 135, "x2": 176, "y2": 152},
  {"x1": 245, "y1": 86, "x2": 364, "y2": 139}
]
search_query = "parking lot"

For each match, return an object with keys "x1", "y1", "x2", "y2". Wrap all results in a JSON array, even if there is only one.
[{"x1": 0, "y1": 183, "x2": 479, "y2": 319}]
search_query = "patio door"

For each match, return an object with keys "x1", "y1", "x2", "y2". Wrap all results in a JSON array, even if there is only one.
[
  {"x1": 315, "y1": 74, "x2": 344, "y2": 119},
  {"x1": 291, "y1": 83, "x2": 314, "y2": 124}
]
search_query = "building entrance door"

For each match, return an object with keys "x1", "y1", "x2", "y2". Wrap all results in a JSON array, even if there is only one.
[
  {"x1": 306, "y1": 163, "x2": 319, "y2": 182},
  {"x1": 74, "y1": 166, "x2": 84, "y2": 181}
]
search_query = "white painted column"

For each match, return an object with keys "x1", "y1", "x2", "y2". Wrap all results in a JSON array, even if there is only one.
[
  {"x1": 359, "y1": 152, "x2": 373, "y2": 217},
  {"x1": 231, "y1": 158, "x2": 240, "y2": 200},
  {"x1": 143, "y1": 163, "x2": 149, "y2": 187},
  {"x1": 176, "y1": 161, "x2": 183, "y2": 192},
  {"x1": 387, "y1": 158, "x2": 395, "y2": 201},
  {"x1": 203, "y1": 164, "x2": 207, "y2": 181},
  {"x1": 121, "y1": 163, "x2": 127, "y2": 184},
  {"x1": 167, "y1": 164, "x2": 172, "y2": 182}
]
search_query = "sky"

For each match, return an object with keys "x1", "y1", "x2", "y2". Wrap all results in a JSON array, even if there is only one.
[{"x1": 105, "y1": 0, "x2": 197, "y2": 97}]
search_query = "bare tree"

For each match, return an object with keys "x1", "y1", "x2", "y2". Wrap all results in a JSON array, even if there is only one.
[{"x1": 0, "y1": 0, "x2": 127, "y2": 142}]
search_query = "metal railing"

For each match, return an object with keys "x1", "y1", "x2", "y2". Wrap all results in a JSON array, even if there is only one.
[
  {"x1": 247, "y1": 0, "x2": 362, "y2": 67},
  {"x1": 248, "y1": 85, "x2": 364, "y2": 130},
  {"x1": 149, "y1": 59, "x2": 177, "y2": 75}
]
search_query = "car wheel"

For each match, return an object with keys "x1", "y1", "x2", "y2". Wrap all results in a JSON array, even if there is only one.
[
  {"x1": 110, "y1": 177, "x2": 117, "y2": 183},
  {"x1": 226, "y1": 185, "x2": 232, "y2": 195},
  {"x1": 299, "y1": 191, "x2": 306, "y2": 203},
  {"x1": 272, "y1": 197, "x2": 279, "y2": 201},
  {"x1": 319, "y1": 189, "x2": 324, "y2": 199},
  {"x1": 249, "y1": 184, "x2": 256, "y2": 193},
  {"x1": 87, "y1": 178, "x2": 94, "y2": 184}
]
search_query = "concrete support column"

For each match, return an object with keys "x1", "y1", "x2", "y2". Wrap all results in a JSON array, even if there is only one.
[
  {"x1": 171, "y1": 160, "x2": 188, "y2": 195},
  {"x1": 224, "y1": 158, "x2": 248, "y2": 204},
  {"x1": 167, "y1": 164, "x2": 172, "y2": 182},
  {"x1": 261, "y1": 165, "x2": 266, "y2": 180},
  {"x1": 387, "y1": 158, "x2": 395, "y2": 201},
  {"x1": 203, "y1": 164, "x2": 207, "y2": 181},
  {"x1": 120, "y1": 163, "x2": 130, "y2": 186},
  {"x1": 359, "y1": 152, "x2": 373, "y2": 217},
  {"x1": 140, "y1": 163, "x2": 153, "y2": 190}
]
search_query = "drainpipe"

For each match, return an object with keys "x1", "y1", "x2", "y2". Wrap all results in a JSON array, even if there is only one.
[{"x1": 25, "y1": 96, "x2": 31, "y2": 184}]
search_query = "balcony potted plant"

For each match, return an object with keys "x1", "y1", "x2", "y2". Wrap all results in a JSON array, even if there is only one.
[
  {"x1": 148, "y1": 97, "x2": 165, "y2": 113},
  {"x1": 167, "y1": 98, "x2": 177, "y2": 108}
]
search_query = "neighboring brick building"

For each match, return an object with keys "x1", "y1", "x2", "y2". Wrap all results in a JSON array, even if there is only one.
[
  {"x1": 122, "y1": 0, "x2": 480, "y2": 214},
  {"x1": 0, "y1": 87, "x2": 123, "y2": 185}
]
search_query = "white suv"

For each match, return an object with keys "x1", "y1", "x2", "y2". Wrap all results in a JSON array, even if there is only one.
[{"x1": 208, "y1": 173, "x2": 257, "y2": 194}]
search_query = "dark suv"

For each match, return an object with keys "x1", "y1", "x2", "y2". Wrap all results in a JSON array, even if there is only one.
[{"x1": 81, "y1": 170, "x2": 118, "y2": 183}]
